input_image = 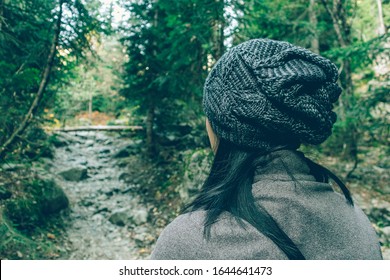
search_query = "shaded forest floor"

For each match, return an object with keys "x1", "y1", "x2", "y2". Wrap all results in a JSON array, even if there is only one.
[{"x1": 1, "y1": 127, "x2": 389, "y2": 260}]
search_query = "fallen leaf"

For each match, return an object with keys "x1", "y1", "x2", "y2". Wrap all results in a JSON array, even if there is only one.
[{"x1": 47, "y1": 233, "x2": 56, "y2": 239}]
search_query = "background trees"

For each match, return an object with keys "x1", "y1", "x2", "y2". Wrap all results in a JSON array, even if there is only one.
[
  {"x1": 2, "y1": 0, "x2": 387, "y2": 165},
  {"x1": 117, "y1": 0, "x2": 388, "y2": 172},
  {"x1": 0, "y1": 0, "x2": 387, "y2": 185}
]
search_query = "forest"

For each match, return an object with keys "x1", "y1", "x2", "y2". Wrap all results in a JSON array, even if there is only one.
[{"x1": 0, "y1": 0, "x2": 389, "y2": 260}]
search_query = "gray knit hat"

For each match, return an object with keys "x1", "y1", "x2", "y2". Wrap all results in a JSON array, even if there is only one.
[{"x1": 203, "y1": 38, "x2": 341, "y2": 151}]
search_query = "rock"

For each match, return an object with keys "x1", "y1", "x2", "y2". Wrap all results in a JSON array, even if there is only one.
[
  {"x1": 85, "y1": 140, "x2": 95, "y2": 147},
  {"x1": 91, "y1": 214, "x2": 104, "y2": 224},
  {"x1": 50, "y1": 135, "x2": 69, "y2": 147},
  {"x1": 93, "y1": 206, "x2": 108, "y2": 215},
  {"x1": 113, "y1": 141, "x2": 140, "y2": 158},
  {"x1": 95, "y1": 135, "x2": 109, "y2": 143},
  {"x1": 0, "y1": 186, "x2": 12, "y2": 200},
  {"x1": 99, "y1": 148, "x2": 111, "y2": 154},
  {"x1": 382, "y1": 248, "x2": 390, "y2": 260},
  {"x1": 118, "y1": 172, "x2": 131, "y2": 182},
  {"x1": 134, "y1": 226, "x2": 149, "y2": 235},
  {"x1": 368, "y1": 206, "x2": 390, "y2": 224},
  {"x1": 113, "y1": 148, "x2": 131, "y2": 158},
  {"x1": 130, "y1": 209, "x2": 148, "y2": 225},
  {"x1": 59, "y1": 167, "x2": 88, "y2": 182},
  {"x1": 79, "y1": 160, "x2": 88, "y2": 166},
  {"x1": 80, "y1": 200, "x2": 94, "y2": 207},
  {"x1": 121, "y1": 184, "x2": 138, "y2": 194},
  {"x1": 116, "y1": 159, "x2": 130, "y2": 167},
  {"x1": 381, "y1": 226, "x2": 390, "y2": 238},
  {"x1": 126, "y1": 140, "x2": 142, "y2": 148},
  {"x1": 41, "y1": 180, "x2": 69, "y2": 214},
  {"x1": 109, "y1": 210, "x2": 129, "y2": 226},
  {"x1": 133, "y1": 232, "x2": 155, "y2": 246},
  {"x1": 96, "y1": 194, "x2": 108, "y2": 201}
]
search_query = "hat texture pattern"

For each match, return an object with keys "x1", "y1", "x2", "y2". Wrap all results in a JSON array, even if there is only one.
[{"x1": 203, "y1": 39, "x2": 342, "y2": 150}]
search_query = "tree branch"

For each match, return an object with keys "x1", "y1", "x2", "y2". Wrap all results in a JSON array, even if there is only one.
[{"x1": 320, "y1": 0, "x2": 347, "y2": 47}]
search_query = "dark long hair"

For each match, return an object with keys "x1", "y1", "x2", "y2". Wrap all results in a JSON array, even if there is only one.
[{"x1": 183, "y1": 138, "x2": 353, "y2": 260}]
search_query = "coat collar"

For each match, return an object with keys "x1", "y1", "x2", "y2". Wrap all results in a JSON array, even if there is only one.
[{"x1": 253, "y1": 149, "x2": 315, "y2": 182}]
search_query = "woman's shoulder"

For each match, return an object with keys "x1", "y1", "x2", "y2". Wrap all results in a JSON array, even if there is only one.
[
  {"x1": 150, "y1": 211, "x2": 210, "y2": 260},
  {"x1": 150, "y1": 210, "x2": 287, "y2": 260}
]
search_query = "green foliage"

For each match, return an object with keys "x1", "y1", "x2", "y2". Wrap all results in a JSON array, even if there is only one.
[
  {"x1": 3, "y1": 178, "x2": 68, "y2": 232},
  {"x1": 0, "y1": 210, "x2": 37, "y2": 259},
  {"x1": 0, "y1": 0, "x2": 101, "y2": 159},
  {"x1": 119, "y1": 0, "x2": 227, "y2": 152},
  {"x1": 5, "y1": 197, "x2": 43, "y2": 231},
  {"x1": 233, "y1": 0, "x2": 311, "y2": 45}
]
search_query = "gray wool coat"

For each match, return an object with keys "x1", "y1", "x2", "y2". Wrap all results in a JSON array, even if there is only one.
[{"x1": 150, "y1": 150, "x2": 383, "y2": 260}]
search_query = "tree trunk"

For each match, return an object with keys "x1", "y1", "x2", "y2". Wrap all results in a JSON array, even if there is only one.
[
  {"x1": 376, "y1": 0, "x2": 386, "y2": 35},
  {"x1": 146, "y1": 98, "x2": 155, "y2": 157},
  {"x1": 0, "y1": 0, "x2": 64, "y2": 159},
  {"x1": 145, "y1": 4, "x2": 159, "y2": 157},
  {"x1": 321, "y1": 0, "x2": 347, "y2": 47},
  {"x1": 320, "y1": 0, "x2": 358, "y2": 166},
  {"x1": 309, "y1": 0, "x2": 319, "y2": 53},
  {"x1": 215, "y1": 0, "x2": 225, "y2": 59},
  {"x1": 88, "y1": 93, "x2": 92, "y2": 122}
]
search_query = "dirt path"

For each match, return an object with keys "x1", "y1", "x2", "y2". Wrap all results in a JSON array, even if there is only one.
[{"x1": 51, "y1": 131, "x2": 154, "y2": 259}]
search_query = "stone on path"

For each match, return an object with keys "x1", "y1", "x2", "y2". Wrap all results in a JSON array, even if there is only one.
[
  {"x1": 130, "y1": 209, "x2": 148, "y2": 225},
  {"x1": 59, "y1": 167, "x2": 88, "y2": 182},
  {"x1": 108, "y1": 207, "x2": 149, "y2": 226},
  {"x1": 109, "y1": 209, "x2": 128, "y2": 226}
]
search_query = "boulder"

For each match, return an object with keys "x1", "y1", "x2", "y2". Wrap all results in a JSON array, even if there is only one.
[
  {"x1": 59, "y1": 167, "x2": 88, "y2": 182},
  {"x1": 41, "y1": 180, "x2": 69, "y2": 214}
]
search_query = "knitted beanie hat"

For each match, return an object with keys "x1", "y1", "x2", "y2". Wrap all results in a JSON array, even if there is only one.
[{"x1": 203, "y1": 38, "x2": 342, "y2": 151}]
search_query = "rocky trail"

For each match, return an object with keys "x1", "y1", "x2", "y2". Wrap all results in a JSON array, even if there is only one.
[{"x1": 50, "y1": 131, "x2": 157, "y2": 259}]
